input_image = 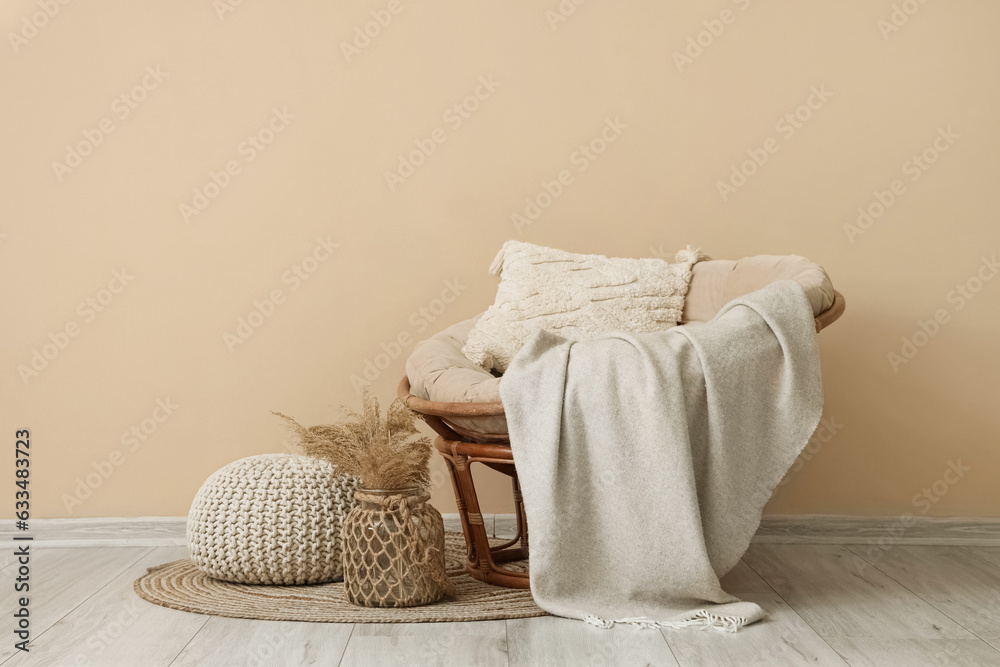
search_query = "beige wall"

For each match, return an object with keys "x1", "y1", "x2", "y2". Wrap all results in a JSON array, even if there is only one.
[{"x1": 3, "y1": 0, "x2": 998, "y2": 520}]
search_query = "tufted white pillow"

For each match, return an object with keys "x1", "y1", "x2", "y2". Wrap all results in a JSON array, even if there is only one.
[{"x1": 462, "y1": 240, "x2": 706, "y2": 372}]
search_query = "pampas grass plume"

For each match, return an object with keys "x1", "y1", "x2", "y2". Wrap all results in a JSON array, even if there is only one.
[{"x1": 273, "y1": 390, "x2": 432, "y2": 490}]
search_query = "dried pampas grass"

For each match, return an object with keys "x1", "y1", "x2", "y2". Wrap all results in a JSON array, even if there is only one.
[{"x1": 273, "y1": 391, "x2": 431, "y2": 490}]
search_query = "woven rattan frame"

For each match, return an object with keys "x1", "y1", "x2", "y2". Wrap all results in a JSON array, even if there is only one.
[{"x1": 399, "y1": 291, "x2": 846, "y2": 589}]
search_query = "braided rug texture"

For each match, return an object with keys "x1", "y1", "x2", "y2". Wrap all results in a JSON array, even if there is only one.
[
  {"x1": 135, "y1": 532, "x2": 544, "y2": 623},
  {"x1": 187, "y1": 454, "x2": 359, "y2": 585}
]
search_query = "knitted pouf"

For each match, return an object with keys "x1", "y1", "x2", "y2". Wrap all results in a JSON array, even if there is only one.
[{"x1": 187, "y1": 454, "x2": 359, "y2": 585}]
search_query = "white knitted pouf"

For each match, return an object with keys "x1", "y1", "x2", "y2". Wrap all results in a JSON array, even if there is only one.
[{"x1": 187, "y1": 454, "x2": 359, "y2": 585}]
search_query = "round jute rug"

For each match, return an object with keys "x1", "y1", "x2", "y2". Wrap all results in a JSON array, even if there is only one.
[{"x1": 134, "y1": 532, "x2": 544, "y2": 623}]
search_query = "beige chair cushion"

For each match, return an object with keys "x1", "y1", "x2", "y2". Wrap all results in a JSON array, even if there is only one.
[
  {"x1": 406, "y1": 255, "x2": 835, "y2": 436},
  {"x1": 406, "y1": 316, "x2": 507, "y2": 437},
  {"x1": 682, "y1": 255, "x2": 834, "y2": 324}
]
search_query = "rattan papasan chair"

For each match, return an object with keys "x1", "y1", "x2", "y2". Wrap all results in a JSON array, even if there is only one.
[{"x1": 399, "y1": 255, "x2": 846, "y2": 589}]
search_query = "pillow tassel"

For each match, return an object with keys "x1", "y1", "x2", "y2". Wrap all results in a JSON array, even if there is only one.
[{"x1": 675, "y1": 246, "x2": 711, "y2": 265}]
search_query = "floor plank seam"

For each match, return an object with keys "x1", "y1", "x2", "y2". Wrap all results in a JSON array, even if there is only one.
[
  {"x1": 738, "y1": 551, "x2": 850, "y2": 664},
  {"x1": 1, "y1": 546, "x2": 157, "y2": 664},
  {"x1": 844, "y1": 545, "x2": 1000, "y2": 655},
  {"x1": 336, "y1": 622, "x2": 358, "y2": 667},
  {"x1": 17, "y1": 544, "x2": 1000, "y2": 664},
  {"x1": 657, "y1": 627, "x2": 682, "y2": 666},
  {"x1": 961, "y1": 545, "x2": 1000, "y2": 571},
  {"x1": 165, "y1": 615, "x2": 212, "y2": 667}
]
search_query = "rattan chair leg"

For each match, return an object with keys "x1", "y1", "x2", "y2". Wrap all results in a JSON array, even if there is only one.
[
  {"x1": 449, "y1": 448, "x2": 496, "y2": 575},
  {"x1": 435, "y1": 436, "x2": 530, "y2": 589},
  {"x1": 440, "y1": 455, "x2": 475, "y2": 564}
]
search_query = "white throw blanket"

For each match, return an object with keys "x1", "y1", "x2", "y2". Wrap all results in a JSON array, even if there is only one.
[{"x1": 499, "y1": 281, "x2": 823, "y2": 631}]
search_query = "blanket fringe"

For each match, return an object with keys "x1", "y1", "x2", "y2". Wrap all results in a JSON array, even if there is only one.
[{"x1": 583, "y1": 610, "x2": 748, "y2": 633}]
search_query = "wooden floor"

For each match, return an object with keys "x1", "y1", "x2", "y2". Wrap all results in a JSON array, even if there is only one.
[{"x1": 3, "y1": 540, "x2": 999, "y2": 666}]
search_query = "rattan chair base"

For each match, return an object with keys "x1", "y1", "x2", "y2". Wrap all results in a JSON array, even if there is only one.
[
  {"x1": 399, "y1": 291, "x2": 846, "y2": 590},
  {"x1": 435, "y1": 437, "x2": 530, "y2": 589}
]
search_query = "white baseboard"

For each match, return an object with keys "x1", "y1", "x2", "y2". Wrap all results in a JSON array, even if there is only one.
[
  {"x1": 751, "y1": 514, "x2": 1000, "y2": 545},
  {"x1": 0, "y1": 517, "x2": 188, "y2": 548},
  {"x1": 3, "y1": 514, "x2": 998, "y2": 547}
]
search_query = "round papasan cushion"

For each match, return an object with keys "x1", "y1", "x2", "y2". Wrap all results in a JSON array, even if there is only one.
[
  {"x1": 187, "y1": 454, "x2": 359, "y2": 585},
  {"x1": 404, "y1": 254, "x2": 836, "y2": 437}
]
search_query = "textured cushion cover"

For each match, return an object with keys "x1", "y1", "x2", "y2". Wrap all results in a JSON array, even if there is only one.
[
  {"x1": 462, "y1": 240, "x2": 705, "y2": 372},
  {"x1": 407, "y1": 255, "x2": 835, "y2": 436}
]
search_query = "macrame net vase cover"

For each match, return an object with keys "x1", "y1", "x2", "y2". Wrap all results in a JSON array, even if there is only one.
[
  {"x1": 187, "y1": 454, "x2": 359, "y2": 585},
  {"x1": 342, "y1": 488, "x2": 454, "y2": 607}
]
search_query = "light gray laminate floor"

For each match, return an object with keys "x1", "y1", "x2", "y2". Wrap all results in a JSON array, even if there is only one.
[{"x1": 3, "y1": 538, "x2": 999, "y2": 666}]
